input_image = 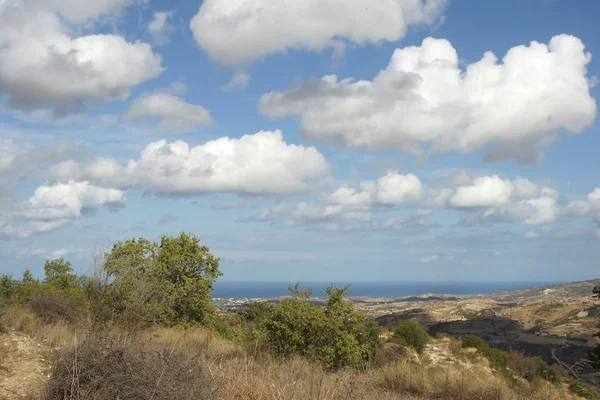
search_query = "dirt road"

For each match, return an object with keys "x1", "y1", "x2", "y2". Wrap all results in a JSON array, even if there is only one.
[{"x1": 551, "y1": 340, "x2": 581, "y2": 380}]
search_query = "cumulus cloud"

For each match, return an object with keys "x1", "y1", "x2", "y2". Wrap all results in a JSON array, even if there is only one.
[
  {"x1": 449, "y1": 176, "x2": 559, "y2": 226},
  {"x1": 124, "y1": 89, "x2": 214, "y2": 131},
  {"x1": 22, "y1": 181, "x2": 126, "y2": 220},
  {"x1": 190, "y1": 0, "x2": 446, "y2": 67},
  {"x1": 48, "y1": 130, "x2": 331, "y2": 196},
  {"x1": 0, "y1": 0, "x2": 163, "y2": 114},
  {"x1": 221, "y1": 72, "x2": 251, "y2": 92},
  {"x1": 567, "y1": 188, "x2": 600, "y2": 224},
  {"x1": 260, "y1": 35, "x2": 596, "y2": 163},
  {"x1": 148, "y1": 11, "x2": 173, "y2": 45}
]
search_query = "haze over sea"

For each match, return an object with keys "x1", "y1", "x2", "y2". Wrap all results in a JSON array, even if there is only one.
[{"x1": 212, "y1": 281, "x2": 559, "y2": 299}]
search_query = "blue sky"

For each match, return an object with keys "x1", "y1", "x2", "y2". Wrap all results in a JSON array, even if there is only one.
[{"x1": 0, "y1": 0, "x2": 599, "y2": 283}]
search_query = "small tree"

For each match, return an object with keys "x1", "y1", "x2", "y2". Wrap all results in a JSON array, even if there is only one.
[
  {"x1": 43, "y1": 259, "x2": 87, "y2": 307},
  {"x1": 103, "y1": 233, "x2": 221, "y2": 326},
  {"x1": 44, "y1": 259, "x2": 79, "y2": 291},
  {"x1": 391, "y1": 320, "x2": 429, "y2": 354},
  {"x1": 16, "y1": 269, "x2": 40, "y2": 304},
  {"x1": 0, "y1": 275, "x2": 18, "y2": 307}
]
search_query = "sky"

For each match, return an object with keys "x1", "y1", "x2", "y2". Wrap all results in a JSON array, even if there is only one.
[{"x1": 0, "y1": 0, "x2": 599, "y2": 283}]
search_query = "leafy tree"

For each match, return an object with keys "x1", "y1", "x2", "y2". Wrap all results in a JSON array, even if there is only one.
[
  {"x1": 44, "y1": 259, "x2": 79, "y2": 291},
  {"x1": 103, "y1": 233, "x2": 221, "y2": 326},
  {"x1": 0, "y1": 275, "x2": 19, "y2": 306},
  {"x1": 391, "y1": 320, "x2": 429, "y2": 354},
  {"x1": 43, "y1": 259, "x2": 87, "y2": 307}
]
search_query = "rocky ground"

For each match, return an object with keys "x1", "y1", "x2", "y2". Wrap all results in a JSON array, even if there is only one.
[{"x1": 0, "y1": 328, "x2": 51, "y2": 399}]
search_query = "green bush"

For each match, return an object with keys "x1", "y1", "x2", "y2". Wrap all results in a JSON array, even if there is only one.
[
  {"x1": 16, "y1": 269, "x2": 40, "y2": 305},
  {"x1": 461, "y1": 336, "x2": 508, "y2": 370},
  {"x1": 257, "y1": 284, "x2": 381, "y2": 370},
  {"x1": 570, "y1": 381, "x2": 598, "y2": 399},
  {"x1": 391, "y1": 320, "x2": 429, "y2": 354}
]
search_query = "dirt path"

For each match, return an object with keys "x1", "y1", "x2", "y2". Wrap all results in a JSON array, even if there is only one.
[
  {"x1": 0, "y1": 329, "x2": 51, "y2": 400},
  {"x1": 552, "y1": 339, "x2": 582, "y2": 381}
]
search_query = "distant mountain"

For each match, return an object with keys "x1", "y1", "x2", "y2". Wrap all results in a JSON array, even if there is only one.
[{"x1": 489, "y1": 279, "x2": 600, "y2": 303}]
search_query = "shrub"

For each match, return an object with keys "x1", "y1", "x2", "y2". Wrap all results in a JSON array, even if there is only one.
[
  {"x1": 391, "y1": 320, "x2": 429, "y2": 354},
  {"x1": 29, "y1": 288, "x2": 83, "y2": 324},
  {"x1": 461, "y1": 335, "x2": 489, "y2": 351},
  {"x1": 258, "y1": 284, "x2": 380, "y2": 370},
  {"x1": 461, "y1": 335, "x2": 509, "y2": 370},
  {"x1": 44, "y1": 334, "x2": 214, "y2": 400},
  {"x1": 570, "y1": 381, "x2": 598, "y2": 399}
]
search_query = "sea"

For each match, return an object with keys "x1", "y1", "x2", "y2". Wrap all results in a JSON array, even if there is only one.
[{"x1": 212, "y1": 281, "x2": 559, "y2": 299}]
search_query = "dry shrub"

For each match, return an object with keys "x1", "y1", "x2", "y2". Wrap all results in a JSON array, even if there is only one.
[
  {"x1": 30, "y1": 290, "x2": 83, "y2": 324},
  {"x1": 378, "y1": 360, "x2": 510, "y2": 400},
  {"x1": 44, "y1": 333, "x2": 215, "y2": 400},
  {"x1": 375, "y1": 343, "x2": 419, "y2": 367}
]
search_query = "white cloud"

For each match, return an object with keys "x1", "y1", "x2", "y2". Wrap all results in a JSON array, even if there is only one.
[
  {"x1": 566, "y1": 188, "x2": 600, "y2": 226},
  {"x1": 249, "y1": 171, "x2": 561, "y2": 229},
  {"x1": 450, "y1": 177, "x2": 559, "y2": 226},
  {"x1": 221, "y1": 72, "x2": 251, "y2": 91},
  {"x1": 0, "y1": 1, "x2": 163, "y2": 114},
  {"x1": 124, "y1": 89, "x2": 214, "y2": 131},
  {"x1": 148, "y1": 11, "x2": 173, "y2": 45},
  {"x1": 48, "y1": 130, "x2": 331, "y2": 196},
  {"x1": 260, "y1": 35, "x2": 596, "y2": 163},
  {"x1": 419, "y1": 255, "x2": 439, "y2": 263},
  {"x1": 449, "y1": 176, "x2": 516, "y2": 208},
  {"x1": 22, "y1": 181, "x2": 126, "y2": 220},
  {"x1": 0, "y1": 219, "x2": 70, "y2": 239},
  {"x1": 190, "y1": 0, "x2": 446, "y2": 67},
  {"x1": 329, "y1": 171, "x2": 423, "y2": 207}
]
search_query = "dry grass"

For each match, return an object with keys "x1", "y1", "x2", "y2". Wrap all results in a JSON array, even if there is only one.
[
  {"x1": 1, "y1": 306, "x2": 80, "y2": 348},
  {"x1": 0, "y1": 310, "x2": 580, "y2": 400}
]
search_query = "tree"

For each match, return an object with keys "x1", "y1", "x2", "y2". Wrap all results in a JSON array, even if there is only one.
[
  {"x1": 16, "y1": 269, "x2": 39, "y2": 304},
  {"x1": 0, "y1": 275, "x2": 18, "y2": 306},
  {"x1": 44, "y1": 259, "x2": 79, "y2": 291},
  {"x1": 103, "y1": 232, "x2": 222, "y2": 326},
  {"x1": 392, "y1": 320, "x2": 429, "y2": 354}
]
